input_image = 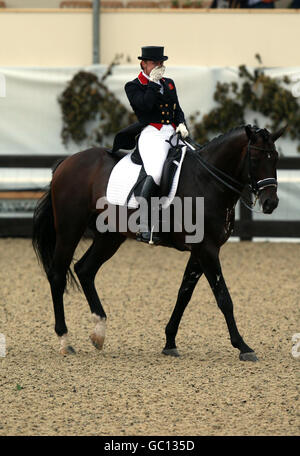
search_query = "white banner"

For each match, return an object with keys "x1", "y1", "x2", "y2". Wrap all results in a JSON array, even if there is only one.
[
  {"x1": 0, "y1": 65, "x2": 299, "y2": 223},
  {"x1": 0, "y1": 72, "x2": 5, "y2": 98},
  {"x1": 0, "y1": 64, "x2": 300, "y2": 156}
]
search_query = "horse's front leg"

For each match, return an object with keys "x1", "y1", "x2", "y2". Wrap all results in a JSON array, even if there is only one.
[
  {"x1": 199, "y1": 244, "x2": 258, "y2": 362},
  {"x1": 163, "y1": 254, "x2": 203, "y2": 357}
]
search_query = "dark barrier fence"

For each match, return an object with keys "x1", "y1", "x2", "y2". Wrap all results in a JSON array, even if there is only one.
[
  {"x1": 0, "y1": 154, "x2": 66, "y2": 237},
  {"x1": 234, "y1": 157, "x2": 300, "y2": 240},
  {"x1": 0, "y1": 155, "x2": 300, "y2": 239}
]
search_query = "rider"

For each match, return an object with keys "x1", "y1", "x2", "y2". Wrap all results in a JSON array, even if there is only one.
[{"x1": 125, "y1": 46, "x2": 189, "y2": 243}]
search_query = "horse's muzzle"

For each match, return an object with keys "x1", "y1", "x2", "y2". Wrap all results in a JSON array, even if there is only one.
[{"x1": 262, "y1": 196, "x2": 279, "y2": 214}]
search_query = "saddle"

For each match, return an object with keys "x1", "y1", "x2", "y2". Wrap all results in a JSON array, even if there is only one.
[{"x1": 107, "y1": 124, "x2": 185, "y2": 202}]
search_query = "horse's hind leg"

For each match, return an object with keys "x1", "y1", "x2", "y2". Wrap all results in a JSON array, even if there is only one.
[
  {"x1": 48, "y1": 232, "x2": 82, "y2": 355},
  {"x1": 74, "y1": 232, "x2": 125, "y2": 350}
]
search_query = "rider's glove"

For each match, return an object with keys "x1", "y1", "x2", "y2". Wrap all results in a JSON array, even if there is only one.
[
  {"x1": 149, "y1": 65, "x2": 165, "y2": 83},
  {"x1": 176, "y1": 123, "x2": 189, "y2": 139}
]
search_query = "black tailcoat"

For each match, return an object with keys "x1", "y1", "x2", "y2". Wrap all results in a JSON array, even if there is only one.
[
  {"x1": 125, "y1": 72, "x2": 185, "y2": 127},
  {"x1": 112, "y1": 72, "x2": 186, "y2": 152}
]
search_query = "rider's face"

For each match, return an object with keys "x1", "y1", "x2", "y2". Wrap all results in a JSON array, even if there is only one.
[{"x1": 142, "y1": 60, "x2": 164, "y2": 76}]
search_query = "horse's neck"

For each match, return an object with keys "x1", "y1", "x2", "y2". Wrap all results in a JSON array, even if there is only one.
[
  {"x1": 204, "y1": 135, "x2": 247, "y2": 183},
  {"x1": 192, "y1": 134, "x2": 248, "y2": 211}
]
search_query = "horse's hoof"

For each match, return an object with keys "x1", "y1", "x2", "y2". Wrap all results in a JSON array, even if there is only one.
[
  {"x1": 60, "y1": 345, "x2": 76, "y2": 356},
  {"x1": 90, "y1": 333, "x2": 104, "y2": 350},
  {"x1": 162, "y1": 348, "x2": 180, "y2": 357},
  {"x1": 239, "y1": 351, "x2": 258, "y2": 362}
]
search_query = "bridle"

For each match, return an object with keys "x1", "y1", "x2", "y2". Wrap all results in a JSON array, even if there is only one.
[
  {"x1": 246, "y1": 142, "x2": 278, "y2": 196},
  {"x1": 171, "y1": 133, "x2": 278, "y2": 212}
]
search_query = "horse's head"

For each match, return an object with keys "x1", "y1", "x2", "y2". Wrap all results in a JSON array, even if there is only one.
[{"x1": 244, "y1": 125, "x2": 287, "y2": 214}]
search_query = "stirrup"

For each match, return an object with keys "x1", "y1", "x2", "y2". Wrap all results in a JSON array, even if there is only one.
[{"x1": 136, "y1": 226, "x2": 161, "y2": 245}]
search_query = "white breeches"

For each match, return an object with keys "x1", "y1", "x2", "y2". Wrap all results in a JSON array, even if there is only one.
[{"x1": 138, "y1": 124, "x2": 176, "y2": 186}]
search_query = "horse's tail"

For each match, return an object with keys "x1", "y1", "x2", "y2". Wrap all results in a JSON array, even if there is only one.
[
  {"x1": 32, "y1": 187, "x2": 56, "y2": 278},
  {"x1": 32, "y1": 160, "x2": 79, "y2": 289}
]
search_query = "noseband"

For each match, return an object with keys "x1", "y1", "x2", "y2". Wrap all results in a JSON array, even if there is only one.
[{"x1": 247, "y1": 142, "x2": 278, "y2": 195}]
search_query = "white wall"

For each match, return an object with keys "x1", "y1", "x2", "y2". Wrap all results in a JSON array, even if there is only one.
[
  {"x1": 4, "y1": 1, "x2": 62, "y2": 7},
  {"x1": 2, "y1": 0, "x2": 293, "y2": 7},
  {"x1": 0, "y1": 10, "x2": 300, "y2": 67}
]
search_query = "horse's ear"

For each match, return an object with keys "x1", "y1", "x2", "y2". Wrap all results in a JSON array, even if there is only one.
[
  {"x1": 245, "y1": 124, "x2": 255, "y2": 141},
  {"x1": 271, "y1": 124, "x2": 288, "y2": 142}
]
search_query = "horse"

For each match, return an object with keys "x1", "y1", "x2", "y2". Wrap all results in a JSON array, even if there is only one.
[{"x1": 32, "y1": 124, "x2": 285, "y2": 360}]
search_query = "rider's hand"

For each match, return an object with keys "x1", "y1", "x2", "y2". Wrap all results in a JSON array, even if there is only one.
[
  {"x1": 149, "y1": 65, "x2": 165, "y2": 83},
  {"x1": 176, "y1": 123, "x2": 189, "y2": 139}
]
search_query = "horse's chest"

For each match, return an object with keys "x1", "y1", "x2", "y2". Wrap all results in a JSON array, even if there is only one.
[{"x1": 211, "y1": 207, "x2": 235, "y2": 245}]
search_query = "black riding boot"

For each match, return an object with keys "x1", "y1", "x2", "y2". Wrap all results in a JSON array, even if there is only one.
[{"x1": 136, "y1": 175, "x2": 161, "y2": 244}]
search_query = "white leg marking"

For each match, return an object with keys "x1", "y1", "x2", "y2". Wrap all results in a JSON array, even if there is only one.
[
  {"x1": 92, "y1": 313, "x2": 106, "y2": 338},
  {"x1": 59, "y1": 334, "x2": 68, "y2": 354},
  {"x1": 90, "y1": 314, "x2": 106, "y2": 350}
]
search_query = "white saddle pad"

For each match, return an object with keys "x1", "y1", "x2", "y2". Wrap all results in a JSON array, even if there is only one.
[{"x1": 106, "y1": 147, "x2": 186, "y2": 210}]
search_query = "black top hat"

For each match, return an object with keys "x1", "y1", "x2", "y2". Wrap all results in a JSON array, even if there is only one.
[{"x1": 138, "y1": 46, "x2": 168, "y2": 62}]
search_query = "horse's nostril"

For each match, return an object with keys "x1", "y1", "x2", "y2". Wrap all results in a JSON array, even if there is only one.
[{"x1": 263, "y1": 199, "x2": 277, "y2": 214}]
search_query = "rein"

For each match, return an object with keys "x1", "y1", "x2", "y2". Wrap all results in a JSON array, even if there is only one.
[
  {"x1": 170, "y1": 134, "x2": 278, "y2": 213},
  {"x1": 192, "y1": 145, "x2": 258, "y2": 212}
]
